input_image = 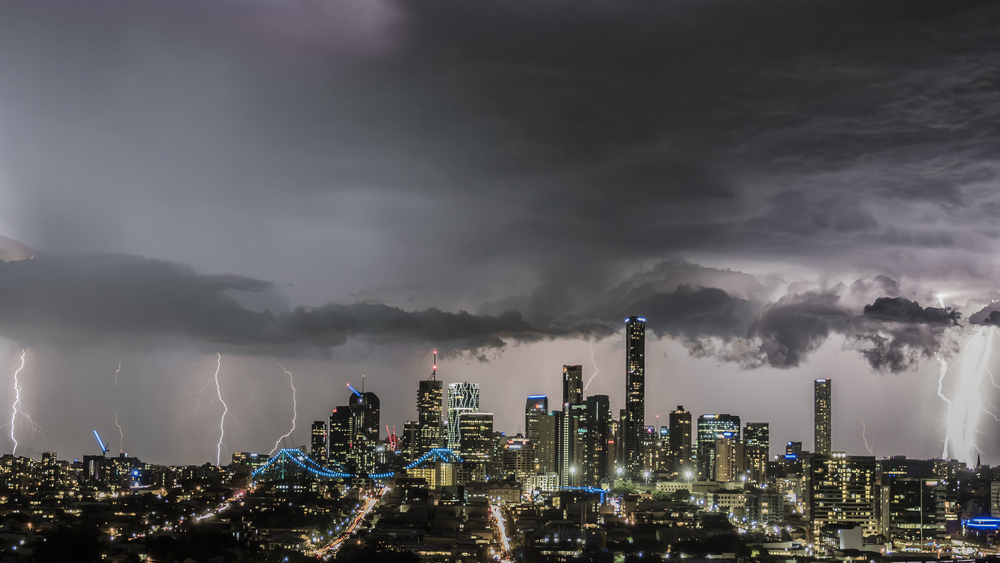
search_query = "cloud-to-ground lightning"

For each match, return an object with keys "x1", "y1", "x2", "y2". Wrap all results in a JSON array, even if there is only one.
[
  {"x1": 935, "y1": 354, "x2": 953, "y2": 460},
  {"x1": 938, "y1": 326, "x2": 997, "y2": 466},
  {"x1": 115, "y1": 412, "x2": 124, "y2": 453},
  {"x1": 859, "y1": 406, "x2": 873, "y2": 456},
  {"x1": 269, "y1": 364, "x2": 298, "y2": 455},
  {"x1": 8, "y1": 349, "x2": 43, "y2": 455},
  {"x1": 583, "y1": 341, "x2": 601, "y2": 391},
  {"x1": 113, "y1": 359, "x2": 121, "y2": 386},
  {"x1": 213, "y1": 353, "x2": 228, "y2": 466}
]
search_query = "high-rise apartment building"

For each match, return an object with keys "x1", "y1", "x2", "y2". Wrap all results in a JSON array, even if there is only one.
[
  {"x1": 348, "y1": 388, "x2": 380, "y2": 471},
  {"x1": 806, "y1": 453, "x2": 877, "y2": 542},
  {"x1": 744, "y1": 422, "x2": 769, "y2": 483},
  {"x1": 713, "y1": 431, "x2": 744, "y2": 483},
  {"x1": 536, "y1": 412, "x2": 558, "y2": 474},
  {"x1": 563, "y1": 365, "x2": 583, "y2": 407},
  {"x1": 458, "y1": 412, "x2": 494, "y2": 463},
  {"x1": 447, "y1": 382, "x2": 480, "y2": 450},
  {"x1": 418, "y1": 379, "x2": 444, "y2": 456},
  {"x1": 669, "y1": 406, "x2": 692, "y2": 475},
  {"x1": 310, "y1": 420, "x2": 328, "y2": 465},
  {"x1": 880, "y1": 477, "x2": 947, "y2": 551},
  {"x1": 525, "y1": 395, "x2": 548, "y2": 441},
  {"x1": 696, "y1": 413, "x2": 740, "y2": 481},
  {"x1": 815, "y1": 378, "x2": 831, "y2": 455},
  {"x1": 624, "y1": 316, "x2": 646, "y2": 476}
]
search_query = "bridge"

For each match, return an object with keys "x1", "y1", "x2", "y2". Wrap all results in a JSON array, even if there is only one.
[{"x1": 250, "y1": 447, "x2": 464, "y2": 483}]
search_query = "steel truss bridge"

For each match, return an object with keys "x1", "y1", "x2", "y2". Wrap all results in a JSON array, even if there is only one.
[{"x1": 250, "y1": 448, "x2": 464, "y2": 482}]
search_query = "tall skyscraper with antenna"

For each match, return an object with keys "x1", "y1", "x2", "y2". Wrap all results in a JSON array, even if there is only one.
[
  {"x1": 417, "y1": 351, "x2": 444, "y2": 456},
  {"x1": 624, "y1": 316, "x2": 646, "y2": 476}
]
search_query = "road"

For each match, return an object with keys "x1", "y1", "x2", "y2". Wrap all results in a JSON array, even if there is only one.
[
  {"x1": 490, "y1": 503, "x2": 513, "y2": 562},
  {"x1": 308, "y1": 485, "x2": 387, "y2": 560}
]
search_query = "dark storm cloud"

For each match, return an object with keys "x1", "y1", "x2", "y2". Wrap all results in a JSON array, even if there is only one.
[
  {"x1": 863, "y1": 297, "x2": 960, "y2": 326},
  {"x1": 0, "y1": 254, "x2": 613, "y2": 355},
  {"x1": 969, "y1": 302, "x2": 1000, "y2": 326}
]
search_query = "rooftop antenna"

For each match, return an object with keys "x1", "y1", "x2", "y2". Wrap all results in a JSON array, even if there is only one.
[
  {"x1": 431, "y1": 350, "x2": 437, "y2": 380},
  {"x1": 362, "y1": 374, "x2": 365, "y2": 394}
]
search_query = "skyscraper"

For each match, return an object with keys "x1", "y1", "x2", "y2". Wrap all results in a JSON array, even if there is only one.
[
  {"x1": 669, "y1": 406, "x2": 692, "y2": 475},
  {"x1": 447, "y1": 382, "x2": 480, "y2": 450},
  {"x1": 418, "y1": 379, "x2": 444, "y2": 455},
  {"x1": 328, "y1": 406, "x2": 352, "y2": 468},
  {"x1": 815, "y1": 378, "x2": 831, "y2": 455},
  {"x1": 624, "y1": 316, "x2": 646, "y2": 476},
  {"x1": 525, "y1": 395, "x2": 548, "y2": 441},
  {"x1": 458, "y1": 412, "x2": 494, "y2": 463},
  {"x1": 744, "y1": 422, "x2": 769, "y2": 483},
  {"x1": 806, "y1": 453, "x2": 877, "y2": 541},
  {"x1": 310, "y1": 420, "x2": 328, "y2": 465},
  {"x1": 348, "y1": 387, "x2": 380, "y2": 471},
  {"x1": 696, "y1": 413, "x2": 740, "y2": 481},
  {"x1": 585, "y1": 394, "x2": 611, "y2": 487},
  {"x1": 562, "y1": 365, "x2": 583, "y2": 407}
]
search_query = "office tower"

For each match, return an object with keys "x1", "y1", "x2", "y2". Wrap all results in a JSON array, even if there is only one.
[
  {"x1": 608, "y1": 416, "x2": 620, "y2": 478},
  {"x1": 458, "y1": 412, "x2": 494, "y2": 463},
  {"x1": 418, "y1": 379, "x2": 444, "y2": 456},
  {"x1": 880, "y1": 477, "x2": 946, "y2": 551},
  {"x1": 328, "y1": 406, "x2": 352, "y2": 468},
  {"x1": 786, "y1": 441, "x2": 803, "y2": 456},
  {"x1": 525, "y1": 395, "x2": 548, "y2": 441},
  {"x1": 669, "y1": 406, "x2": 693, "y2": 476},
  {"x1": 310, "y1": 420, "x2": 328, "y2": 465},
  {"x1": 447, "y1": 382, "x2": 480, "y2": 450},
  {"x1": 347, "y1": 388, "x2": 380, "y2": 471},
  {"x1": 557, "y1": 403, "x2": 589, "y2": 487},
  {"x1": 815, "y1": 378, "x2": 831, "y2": 455},
  {"x1": 696, "y1": 414, "x2": 740, "y2": 481},
  {"x1": 585, "y1": 394, "x2": 610, "y2": 486},
  {"x1": 744, "y1": 422, "x2": 769, "y2": 483},
  {"x1": 502, "y1": 437, "x2": 536, "y2": 482},
  {"x1": 806, "y1": 453, "x2": 877, "y2": 542},
  {"x1": 562, "y1": 365, "x2": 583, "y2": 407},
  {"x1": 713, "y1": 432, "x2": 744, "y2": 483},
  {"x1": 536, "y1": 412, "x2": 558, "y2": 474},
  {"x1": 624, "y1": 316, "x2": 646, "y2": 476},
  {"x1": 401, "y1": 421, "x2": 420, "y2": 462}
]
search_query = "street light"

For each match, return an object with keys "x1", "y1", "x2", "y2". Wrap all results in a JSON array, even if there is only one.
[
  {"x1": 570, "y1": 466, "x2": 577, "y2": 487},
  {"x1": 643, "y1": 470, "x2": 650, "y2": 487}
]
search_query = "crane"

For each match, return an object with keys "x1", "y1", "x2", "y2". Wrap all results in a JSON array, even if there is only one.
[{"x1": 93, "y1": 430, "x2": 109, "y2": 457}]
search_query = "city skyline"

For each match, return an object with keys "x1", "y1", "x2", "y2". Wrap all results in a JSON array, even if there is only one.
[{"x1": 0, "y1": 0, "x2": 999, "y2": 470}]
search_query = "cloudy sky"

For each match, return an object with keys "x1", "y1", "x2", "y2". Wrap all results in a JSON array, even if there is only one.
[{"x1": 1, "y1": 0, "x2": 999, "y2": 466}]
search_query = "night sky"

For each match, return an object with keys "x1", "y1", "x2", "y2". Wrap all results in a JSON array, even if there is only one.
[{"x1": 1, "y1": 0, "x2": 999, "y2": 466}]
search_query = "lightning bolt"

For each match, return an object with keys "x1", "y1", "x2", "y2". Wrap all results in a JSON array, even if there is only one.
[
  {"x1": 8, "y1": 349, "x2": 42, "y2": 456},
  {"x1": 269, "y1": 364, "x2": 298, "y2": 455},
  {"x1": 113, "y1": 359, "x2": 121, "y2": 387},
  {"x1": 935, "y1": 354, "x2": 952, "y2": 460},
  {"x1": 583, "y1": 341, "x2": 601, "y2": 391},
  {"x1": 938, "y1": 326, "x2": 997, "y2": 466},
  {"x1": 859, "y1": 406, "x2": 873, "y2": 456},
  {"x1": 213, "y1": 353, "x2": 228, "y2": 466},
  {"x1": 115, "y1": 412, "x2": 124, "y2": 453}
]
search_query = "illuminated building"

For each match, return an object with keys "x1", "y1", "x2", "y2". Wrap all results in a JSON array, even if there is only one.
[
  {"x1": 746, "y1": 490, "x2": 785, "y2": 526},
  {"x1": 713, "y1": 432, "x2": 744, "y2": 483},
  {"x1": 525, "y1": 395, "x2": 548, "y2": 442},
  {"x1": 557, "y1": 403, "x2": 588, "y2": 486},
  {"x1": 502, "y1": 437, "x2": 536, "y2": 482},
  {"x1": 310, "y1": 420, "x2": 327, "y2": 465},
  {"x1": 447, "y1": 382, "x2": 480, "y2": 450},
  {"x1": 880, "y1": 477, "x2": 947, "y2": 551},
  {"x1": 669, "y1": 406, "x2": 692, "y2": 476},
  {"x1": 347, "y1": 387, "x2": 380, "y2": 471},
  {"x1": 328, "y1": 406, "x2": 352, "y2": 468},
  {"x1": 402, "y1": 420, "x2": 420, "y2": 462},
  {"x1": 744, "y1": 422, "x2": 769, "y2": 483},
  {"x1": 418, "y1": 379, "x2": 444, "y2": 456},
  {"x1": 535, "y1": 412, "x2": 558, "y2": 474},
  {"x1": 624, "y1": 316, "x2": 646, "y2": 476},
  {"x1": 562, "y1": 365, "x2": 583, "y2": 407},
  {"x1": 815, "y1": 378, "x2": 831, "y2": 455},
  {"x1": 805, "y1": 453, "x2": 877, "y2": 542},
  {"x1": 696, "y1": 413, "x2": 740, "y2": 481},
  {"x1": 458, "y1": 412, "x2": 494, "y2": 464},
  {"x1": 585, "y1": 394, "x2": 610, "y2": 486}
]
